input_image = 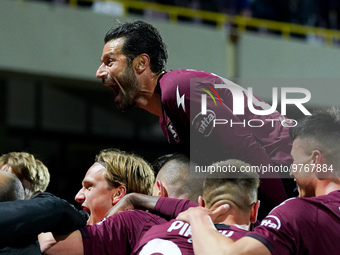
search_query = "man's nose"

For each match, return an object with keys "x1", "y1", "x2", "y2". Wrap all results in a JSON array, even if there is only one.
[
  {"x1": 75, "y1": 190, "x2": 85, "y2": 204},
  {"x1": 96, "y1": 64, "x2": 108, "y2": 79}
]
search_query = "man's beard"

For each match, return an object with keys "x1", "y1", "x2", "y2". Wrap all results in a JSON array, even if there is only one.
[{"x1": 116, "y1": 65, "x2": 140, "y2": 112}]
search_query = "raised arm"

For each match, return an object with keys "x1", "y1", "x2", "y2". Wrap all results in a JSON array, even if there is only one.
[
  {"x1": 106, "y1": 193, "x2": 198, "y2": 220},
  {"x1": 105, "y1": 193, "x2": 160, "y2": 217}
]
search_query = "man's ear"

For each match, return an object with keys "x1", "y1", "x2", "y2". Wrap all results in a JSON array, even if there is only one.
[
  {"x1": 311, "y1": 150, "x2": 331, "y2": 178},
  {"x1": 198, "y1": 196, "x2": 205, "y2": 207},
  {"x1": 112, "y1": 186, "x2": 127, "y2": 205},
  {"x1": 311, "y1": 149, "x2": 322, "y2": 165},
  {"x1": 133, "y1": 54, "x2": 150, "y2": 74},
  {"x1": 157, "y1": 180, "x2": 168, "y2": 198},
  {"x1": 250, "y1": 200, "x2": 260, "y2": 223}
]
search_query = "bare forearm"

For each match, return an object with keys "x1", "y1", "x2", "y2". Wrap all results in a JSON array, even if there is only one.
[
  {"x1": 41, "y1": 231, "x2": 84, "y2": 255},
  {"x1": 128, "y1": 193, "x2": 160, "y2": 211},
  {"x1": 106, "y1": 193, "x2": 160, "y2": 217}
]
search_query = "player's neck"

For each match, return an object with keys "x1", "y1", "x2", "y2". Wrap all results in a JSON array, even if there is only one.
[
  {"x1": 219, "y1": 212, "x2": 250, "y2": 231},
  {"x1": 137, "y1": 71, "x2": 164, "y2": 117},
  {"x1": 315, "y1": 178, "x2": 340, "y2": 196}
]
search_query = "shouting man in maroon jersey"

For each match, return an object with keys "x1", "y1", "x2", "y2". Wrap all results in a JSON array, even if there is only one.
[{"x1": 96, "y1": 20, "x2": 295, "y2": 218}]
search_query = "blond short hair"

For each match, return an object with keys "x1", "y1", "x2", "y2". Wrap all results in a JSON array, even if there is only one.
[
  {"x1": 0, "y1": 152, "x2": 50, "y2": 199},
  {"x1": 96, "y1": 148, "x2": 155, "y2": 195}
]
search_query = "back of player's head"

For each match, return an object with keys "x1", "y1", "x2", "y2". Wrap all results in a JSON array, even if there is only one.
[
  {"x1": 104, "y1": 20, "x2": 168, "y2": 74},
  {"x1": 0, "y1": 152, "x2": 50, "y2": 199},
  {"x1": 289, "y1": 107, "x2": 340, "y2": 172},
  {"x1": 203, "y1": 159, "x2": 259, "y2": 215},
  {"x1": 96, "y1": 148, "x2": 155, "y2": 195},
  {"x1": 0, "y1": 171, "x2": 25, "y2": 202},
  {"x1": 152, "y1": 153, "x2": 174, "y2": 175},
  {"x1": 156, "y1": 153, "x2": 203, "y2": 201}
]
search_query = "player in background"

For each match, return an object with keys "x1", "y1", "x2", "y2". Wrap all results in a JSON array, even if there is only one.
[
  {"x1": 0, "y1": 171, "x2": 86, "y2": 255},
  {"x1": 0, "y1": 152, "x2": 50, "y2": 199},
  {"x1": 177, "y1": 107, "x2": 340, "y2": 255},
  {"x1": 0, "y1": 170, "x2": 25, "y2": 202},
  {"x1": 151, "y1": 153, "x2": 203, "y2": 202}
]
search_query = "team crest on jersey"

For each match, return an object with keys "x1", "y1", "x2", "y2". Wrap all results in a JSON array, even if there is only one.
[
  {"x1": 192, "y1": 110, "x2": 216, "y2": 137},
  {"x1": 167, "y1": 121, "x2": 180, "y2": 143},
  {"x1": 260, "y1": 215, "x2": 281, "y2": 230}
]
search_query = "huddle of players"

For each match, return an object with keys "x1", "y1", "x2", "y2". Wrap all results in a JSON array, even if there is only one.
[
  {"x1": 1, "y1": 106, "x2": 340, "y2": 255},
  {"x1": 1, "y1": 19, "x2": 340, "y2": 254}
]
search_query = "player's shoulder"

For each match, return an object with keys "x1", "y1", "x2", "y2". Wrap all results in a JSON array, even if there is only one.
[
  {"x1": 160, "y1": 69, "x2": 192, "y2": 96},
  {"x1": 160, "y1": 69, "x2": 219, "y2": 99},
  {"x1": 311, "y1": 190, "x2": 340, "y2": 203},
  {"x1": 264, "y1": 197, "x2": 316, "y2": 223},
  {"x1": 266, "y1": 194, "x2": 333, "y2": 221},
  {"x1": 120, "y1": 209, "x2": 167, "y2": 224},
  {"x1": 271, "y1": 197, "x2": 310, "y2": 212}
]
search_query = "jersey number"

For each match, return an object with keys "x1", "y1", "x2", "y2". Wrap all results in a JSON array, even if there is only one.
[{"x1": 139, "y1": 238, "x2": 182, "y2": 255}]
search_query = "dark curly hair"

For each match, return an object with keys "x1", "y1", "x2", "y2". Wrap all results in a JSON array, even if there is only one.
[{"x1": 104, "y1": 20, "x2": 168, "y2": 74}]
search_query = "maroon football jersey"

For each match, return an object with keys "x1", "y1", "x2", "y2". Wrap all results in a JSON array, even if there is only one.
[
  {"x1": 158, "y1": 69, "x2": 292, "y2": 219},
  {"x1": 132, "y1": 219, "x2": 248, "y2": 255},
  {"x1": 247, "y1": 190, "x2": 340, "y2": 254},
  {"x1": 158, "y1": 69, "x2": 293, "y2": 167},
  {"x1": 80, "y1": 210, "x2": 167, "y2": 255}
]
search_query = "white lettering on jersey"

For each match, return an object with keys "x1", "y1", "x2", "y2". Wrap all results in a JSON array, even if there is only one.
[
  {"x1": 219, "y1": 230, "x2": 234, "y2": 237},
  {"x1": 176, "y1": 85, "x2": 186, "y2": 112},
  {"x1": 167, "y1": 221, "x2": 192, "y2": 237},
  {"x1": 167, "y1": 220, "x2": 235, "y2": 244},
  {"x1": 261, "y1": 215, "x2": 281, "y2": 230}
]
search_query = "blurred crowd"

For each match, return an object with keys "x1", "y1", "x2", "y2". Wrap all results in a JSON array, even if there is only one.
[
  {"x1": 36, "y1": 0, "x2": 340, "y2": 30},
  {"x1": 151, "y1": 0, "x2": 340, "y2": 30}
]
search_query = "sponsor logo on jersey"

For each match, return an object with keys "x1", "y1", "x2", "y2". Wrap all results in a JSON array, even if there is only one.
[
  {"x1": 192, "y1": 110, "x2": 216, "y2": 137},
  {"x1": 261, "y1": 215, "x2": 281, "y2": 230},
  {"x1": 167, "y1": 121, "x2": 180, "y2": 143},
  {"x1": 176, "y1": 85, "x2": 186, "y2": 112},
  {"x1": 198, "y1": 82, "x2": 223, "y2": 107}
]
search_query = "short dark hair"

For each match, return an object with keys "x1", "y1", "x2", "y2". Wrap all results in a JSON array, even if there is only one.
[
  {"x1": 104, "y1": 20, "x2": 168, "y2": 73},
  {"x1": 0, "y1": 171, "x2": 25, "y2": 201},
  {"x1": 152, "y1": 153, "x2": 190, "y2": 174},
  {"x1": 289, "y1": 107, "x2": 340, "y2": 173},
  {"x1": 289, "y1": 107, "x2": 340, "y2": 142}
]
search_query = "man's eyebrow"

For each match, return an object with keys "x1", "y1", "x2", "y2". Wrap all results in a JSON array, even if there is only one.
[
  {"x1": 82, "y1": 179, "x2": 92, "y2": 186},
  {"x1": 100, "y1": 51, "x2": 123, "y2": 62},
  {"x1": 100, "y1": 52, "x2": 113, "y2": 62}
]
